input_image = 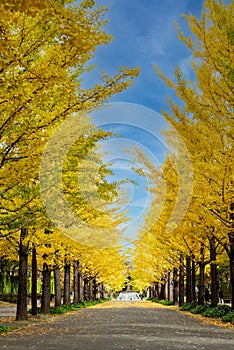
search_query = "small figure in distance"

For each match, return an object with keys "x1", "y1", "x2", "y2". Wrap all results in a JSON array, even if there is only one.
[{"x1": 218, "y1": 288, "x2": 224, "y2": 304}]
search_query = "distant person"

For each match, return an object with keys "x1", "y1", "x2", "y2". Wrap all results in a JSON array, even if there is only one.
[{"x1": 218, "y1": 288, "x2": 224, "y2": 304}]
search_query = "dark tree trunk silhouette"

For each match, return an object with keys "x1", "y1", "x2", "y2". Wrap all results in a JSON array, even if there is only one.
[
  {"x1": 148, "y1": 286, "x2": 152, "y2": 299},
  {"x1": 186, "y1": 255, "x2": 192, "y2": 303},
  {"x1": 179, "y1": 256, "x2": 184, "y2": 307},
  {"x1": 191, "y1": 255, "x2": 196, "y2": 301},
  {"x1": 16, "y1": 228, "x2": 28, "y2": 321},
  {"x1": 41, "y1": 262, "x2": 51, "y2": 314},
  {"x1": 228, "y1": 232, "x2": 234, "y2": 310},
  {"x1": 173, "y1": 267, "x2": 178, "y2": 305},
  {"x1": 167, "y1": 271, "x2": 171, "y2": 301},
  {"x1": 31, "y1": 244, "x2": 37, "y2": 315},
  {"x1": 73, "y1": 260, "x2": 79, "y2": 304},
  {"x1": 77, "y1": 260, "x2": 83, "y2": 302},
  {"x1": 84, "y1": 278, "x2": 89, "y2": 301},
  {"x1": 63, "y1": 261, "x2": 71, "y2": 305},
  {"x1": 93, "y1": 278, "x2": 97, "y2": 301},
  {"x1": 159, "y1": 279, "x2": 166, "y2": 300},
  {"x1": 210, "y1": 236, "x2": 219, "y2": 307},
  {"x1": 54, "y1": 265, "x2": 61, "y2": 307},
  {"x1": 89, "y1": 278, "x2": 94, "y2": 301},
  {"x1": 198, "y1": 243, "x2": 205, "y2": 306}
]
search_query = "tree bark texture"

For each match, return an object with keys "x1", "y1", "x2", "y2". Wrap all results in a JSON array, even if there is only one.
[
  {"x1": 54, "y1": 265, "x2": 61, "y2": 307},
  {"x1": 228, "y1": 232, "x2": 234, "y2": 310},
  {"x1": 186, "y1": 255, "x2": 192, "y2": 303},
  {"x1": 179, "y1": 256, "x2": 184, "y2": 307},
  {"x1": 198, "y1": 243, "x2": 205, "y2": 306},
  {"x1": 31, "y1": 245, "x2": 37, "y2": 315},
  {"x1": 41, "y1": 262, "x2": 51, "y2": 314},
  {"x1": 73, "y1": 260, "x2": 79, "y2": 304},
  {"x1": 210, "y1": 236, "x2": 219, "y2": 307},
  {"x1": 16, "y1": 228, "x2": 28, "y2": 321},
  {"x1": 191, "y1": 255, "x2": 196, "y2": 301},
  {"x1": 173, "y1": 267, "x2": 178, "y2": 305},
  {"x1": 63, "y1": 261, "x2": 71, "y2": 305}
]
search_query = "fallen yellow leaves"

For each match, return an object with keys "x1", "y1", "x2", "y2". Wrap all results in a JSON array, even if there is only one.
[
  {"x1": 88, "y1": 300, "x2": 178, "y2": 309},
  {"x1": 175, "y1": 309, "x2": 234, "y2": 330}
]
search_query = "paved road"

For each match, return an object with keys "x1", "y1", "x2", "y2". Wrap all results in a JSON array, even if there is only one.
[
  {"x1": 0, "y1": 301, "x2": 233, "y2": 350},
  {"x1": 0, "y1": 305, "x2": 17, "y2": 316}
]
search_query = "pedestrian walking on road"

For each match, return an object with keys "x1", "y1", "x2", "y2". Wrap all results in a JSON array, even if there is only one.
[{"x1": 218, "y1": 288, "x2": 224, "y2": 304}]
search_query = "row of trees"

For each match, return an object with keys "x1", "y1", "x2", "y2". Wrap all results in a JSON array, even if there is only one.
[
  {"x1": 1, "y1": 227, "x2": 127, "y2": 319},
  {"x1": 132, "y1": 0, "x2": 234, "y2": 309},
  {"x1": 0, "y1": 0, "x2": 139, "y2": 320}
]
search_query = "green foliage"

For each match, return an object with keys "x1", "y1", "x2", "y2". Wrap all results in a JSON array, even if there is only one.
[
  {"x1": 180, "y1": 301, "x2": 198, "y2": 311},
  {"x1": 72, "y1": 302, "x2": 86, "y2": 308},
  {"x1": 151, "y1": 298, "x2": 174, "y2": 306},
  {"x1": 222, "y1": 311, "x2": 234, "y2": 323},
  {"x1": 189, "y1": 304, "x2": 211, "y2": 314},
  {"x1": 49, "y1": 306, "x2": 67, "y2": 314},
  {"x1": 201, "y1": 305, "x2": 231, "y2": 318},
  {"x1": 27, "y1": 298, "x2": 109, "y2": 315},
  {"x1": 180, "y1": 302, "x2": 234, "y2": 324},
  {"x1": 27, "y1": 306, "x2": 41, "y2": 314},
  {"x1": 0, "y1": 325, "x2": 18, "y2": 333}
]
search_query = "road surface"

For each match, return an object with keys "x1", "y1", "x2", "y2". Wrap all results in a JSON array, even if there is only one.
[{"x1": 0, "y1": 301, "x2": 233, "y2": 349}]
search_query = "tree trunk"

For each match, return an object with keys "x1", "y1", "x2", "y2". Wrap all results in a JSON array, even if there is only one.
[
  {"x1": 230, "y1": 256, "x2": 234, "y2": 311},
  {"x1": 0, "y1": 265, "x2": 4, "y2": 293},
  {"x1": 93, "y1": 278, "x2": 97, "y2": 301},
  {"x1": 41, "y1": 262, "x2": 51, "y2": 314},
  {"x1": 173, "y1": 267, "x2": 178, "y2": 305},
  {"x1": 160, "y1": 279, "x2": 166, "y2": 300},
  {"x1": 198, "y1": 244, "x2": 205, "y2": 306},
  {"x1": 198, "y1": 262, "x2": 205, "y2": 305},
  {"x1": 89, "y1": 278, "x2": 94, "y2": 301},
  {"x1": 228, "y1": 232, "x2": 234, "y2": 310},
  {"x1": 186, "y1": 255, "x2": 192, "y2": 303},
  {"x1": 84, "y1": 278, "x2": 89, "y2": 301},
  {"x1": 31, "y1": 245, "x2": 37, "y2": 316},
  {"x1": 16, "y1": 228, "x2": 28, "y2": 321},
  {"x1": 54, "y1": 265, "x2": 61, "y2": 307},
  {"x1": 150, "y1": 284, "x2": 154, "y2": 298},
  {"x1": 100, "y1": 283, "x2": 105, "y2": 299},
  {"x1": 63, "y1": 261, "x2": 71, "y2": 305},
  {"x1": 167, "y1": 271, "x2": 171, "y2": 301},
  {"x1": 155, "y1": 282, "x2": 159, "y2": 299},
  {"x1": 210, "y1": 236, "x2": 219, "y2": 307},
  {"x1": 151, "y1": 284, "x2": 156, "y2": 299},
  {"x1": 78, "y1": 261, "x2": 83, "y2": 302},
  {"x1": 191, "y1": 255, "x2": 196, "y2": 301},
  {"x1": 73, "y1": 260, "x2": 79, "y2": 304},
  {"x1": 179, "y1": 256, "x2": 184, "y2": 307}
]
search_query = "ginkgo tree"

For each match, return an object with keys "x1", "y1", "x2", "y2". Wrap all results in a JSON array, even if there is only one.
[
  {"x1": 132, "y1": 0, "x2": 234, "y2": 308},
  {"x1": 0, "y1": 0, "x2": 139, "y2": 236},
  {"x1": 154, "y1": 0, "x2": 234, "y2": 308},
  {"x1": 0, "y1": 0, "x2": 139, "y2": 320}
]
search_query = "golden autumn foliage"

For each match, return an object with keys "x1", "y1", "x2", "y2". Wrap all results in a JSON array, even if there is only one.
[
  {"x1": 0, "y1": 0, "x2": 139, "y2": 290},
  {"x1": 132, "y1": 0, "x2": 234, "y2": 296}
]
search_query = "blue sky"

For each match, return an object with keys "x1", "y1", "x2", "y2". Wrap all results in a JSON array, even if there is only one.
[
  {"x1": 84, "y1": 0, "x2": 204, "y2": 111},
  {"x1": 82, "y1": 0, "x2": 205, "y2": 247}
]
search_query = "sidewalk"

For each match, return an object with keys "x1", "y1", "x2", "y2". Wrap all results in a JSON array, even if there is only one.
[
  {"x1": 0, "y1": 301, "x2": 17, "y2": 316},
  {"x1": 0, "y1": 301, "x2": 54, "y2": 329}
]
